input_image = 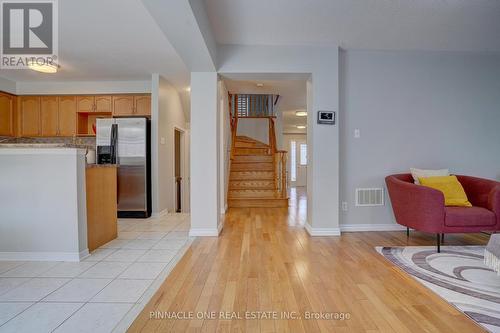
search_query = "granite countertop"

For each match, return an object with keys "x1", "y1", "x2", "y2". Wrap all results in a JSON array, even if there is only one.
[{"x1": 0, "y1": 143, "x2": 88, "y2": 149}]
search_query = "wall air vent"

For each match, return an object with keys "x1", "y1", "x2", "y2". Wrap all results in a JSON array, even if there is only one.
[{"x1": 355, "y1": 188, "x2": 384, "y2": 207}]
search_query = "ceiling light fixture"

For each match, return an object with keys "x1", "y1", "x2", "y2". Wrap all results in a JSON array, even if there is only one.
[
  {"x1": 296, "y1": 125, "x2": 306, "y2": 129},
  {"x1": 256, "y1": 83, "x2": 264, "y2": 87},
  {"x1": 295, "y1": 111, "x2": 307, "y2": 117},
  {"x1": 185, "y1": 87, "x2": 191, "y2": 92},
  {"x1": 27, "y1": 60, "x2": 58, "y2": 74}
]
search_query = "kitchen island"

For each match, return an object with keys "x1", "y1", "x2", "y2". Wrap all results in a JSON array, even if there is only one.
[{"x1": 0, "y1": 144, "x2": 89, "y2": 261}]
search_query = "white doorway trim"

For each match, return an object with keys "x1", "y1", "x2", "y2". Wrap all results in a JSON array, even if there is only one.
[{"x1": 172, "y1": 126, "x2": 188, "y2": 213}]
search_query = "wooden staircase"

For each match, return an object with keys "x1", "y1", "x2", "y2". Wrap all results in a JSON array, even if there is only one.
[{"x1": 228, "y1": 136, "x2": 288, "y2": 208}]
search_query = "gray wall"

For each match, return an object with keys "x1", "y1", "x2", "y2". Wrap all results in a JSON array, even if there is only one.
[
  {"x1": 237, "y1": 118, "x2": 270, "y2": 144},
  {"x1": 340, "y1": 50, "x2": 500, "y2": 226}
]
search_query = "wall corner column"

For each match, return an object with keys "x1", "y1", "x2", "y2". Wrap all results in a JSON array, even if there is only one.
[{"x1": 189, "y1": 72, "x2": 221, "y2": 237}]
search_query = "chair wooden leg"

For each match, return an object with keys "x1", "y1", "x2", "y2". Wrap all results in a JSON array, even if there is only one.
[
  {"x1": 441, "y1": 233, "x2": 444, "y2": 243},
  {"x1": 406, "y1": 227, "x2": 409, "y2": 238},
  {"x1": 436, "y1": 233, "x2": 441, "y2": 253}
]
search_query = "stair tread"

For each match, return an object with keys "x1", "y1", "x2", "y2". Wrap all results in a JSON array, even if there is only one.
[
  {"x1": 230, "y1": 170, "x2": 274, "y2": 173},
  {"x1": 229, "y1": 180, "x2": 275, "y2": 190},
  {"x1": 235, "y1": 142, "x2": 269, "y2": 148},
  {"x1": 231, "y1": 163, "x2": 274, "y2": 171},
  {"x1": 236, "y1": 136, "x2": 266, "y2": 143},
  {"x1": 228, "y1": 196, "x2": 288, "y2": 200},
  {"x1": 229, "y1": 189, "x2": 281, "y2": 199},
  {"x1": 230, "y1": 172, "x2": 274, "y2": 180},
  {"x1": 231, "y1": 161, "x2": 273, "y2": 165},
  {"x1": 233, "y1": 155, "x2": 273, "y2": 163}
]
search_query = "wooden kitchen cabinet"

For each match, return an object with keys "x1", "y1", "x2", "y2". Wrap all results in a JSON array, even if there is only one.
[
  {"x1": 77, "y1": 95, "x2": 112, "y2": 113},
  {"x1": 40, "y1": 96, "x2": 59, "y2": 136},
  {"x1": 95, "y1": 95, "x2": 112, "y2": 113},
  {"x1": 134, "y1": 95, "x2": 151, "y2": 116},
  {"x1": 112, "y1": 95, "x2": 134, "y2": 116},
  {"x1": 58, "y1": 96, "x2": 76, "y2": 136},
  {"x1": 77, "y1": 96, "x2": 94, "y2": 113},
  {"x1": 19, "y1": 96, "x2": 41, "y2": 136},
  {"x1": 112, "y1": 94, "x2": 151, "y2": 117},
  {"x1": 5, "y1": 93, "x2": 150, "y2": 138},
  {"x1": 0, "y1": 93, "x2": 14, "y2": 136}
]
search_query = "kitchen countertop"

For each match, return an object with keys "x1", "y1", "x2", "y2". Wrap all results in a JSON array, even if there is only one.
[
  {"x1": 0, "y1": 144, "x2": 87, "y2": 156},
  {"x1": 0, "y1": 143, "x2": 89, "y2": 149}
]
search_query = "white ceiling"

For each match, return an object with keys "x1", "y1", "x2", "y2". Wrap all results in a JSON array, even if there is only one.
[
  {"x1": 0, "y1": 0, "x2": 189, "y2": 87},
  {"x1": 205, "y1": 0, "x2": 500, "y2": 52},
  {"x1": 223, "y1": 78, "x2": 307, "y2": 134}
]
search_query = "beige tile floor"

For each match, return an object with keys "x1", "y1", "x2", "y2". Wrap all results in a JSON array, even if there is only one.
[{"x1": 0, "y1": 213, "x2": 192, "y2": 333}]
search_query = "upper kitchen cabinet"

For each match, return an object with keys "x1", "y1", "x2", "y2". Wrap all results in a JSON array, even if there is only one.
[
  {"x1": 77, "y1": 96, "x2": 95, "y2": 113},
  {"x1": 95, "y1": 96, "x2": 112, "y2": 113},
  {"x1": 112, "y1": 95, "x2": 134, "y2": 116},
  {"x1": 112, "y1": 94, "x2": 151, "y2": 117},
  {"x1": 134, "y1": 95, "x2": 151, "y2": 116},
  {"x1": 76, "y1": 95, "x2": 112, "y2": 136},
  {"x1": 19, "y1": 96, "x2": 41, "y2": 137},
  {"x1": 77, "y1": 95, "x2": 112, "y2": 113},
  {"x1": 58, "y1": 96, "x2": 77, "y2": 136},
  {"x1": 0, "y1": 92, "x2": 15, "y2": 136},
  {"x1": 40, "y1": 96, "x2": 59, "y2": 136}
]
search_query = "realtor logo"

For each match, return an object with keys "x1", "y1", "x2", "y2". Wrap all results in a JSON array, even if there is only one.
[{"x1": 1, "y1": 0, "x2": 58, "y2": 69}]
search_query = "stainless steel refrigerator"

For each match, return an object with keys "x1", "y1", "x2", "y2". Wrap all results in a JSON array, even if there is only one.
[{"x1": 96, "y1": 117, "x2": 151, "y2": 218}]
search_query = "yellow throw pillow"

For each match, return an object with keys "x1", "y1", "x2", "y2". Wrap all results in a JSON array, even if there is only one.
[{"x1": 419, "y1": 176, "x2": 472, "y2": 207}]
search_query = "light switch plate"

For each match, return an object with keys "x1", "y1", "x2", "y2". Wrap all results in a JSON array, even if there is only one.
[
  {"x1": 160, "y1": 137, "x2": 166, "y2": 145},
  {"x1": 354, "y1": 129, "x2": 360, "y2": 138},
  {"x1": 342, "y1": 201, "x2": 348, "y2": 211}
]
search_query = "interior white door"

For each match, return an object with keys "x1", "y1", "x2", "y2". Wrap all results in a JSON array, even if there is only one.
[
  {"x1": 289, "y1": 139, "x2": 307, "y2": 187},
  {"x1": 296, "y1": 141, "x2": 307, "y2": 187}
]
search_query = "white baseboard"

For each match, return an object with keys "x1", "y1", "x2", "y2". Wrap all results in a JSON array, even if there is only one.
[
  {"x1": 340, "y1": 223, "x2": 406, "y2": 232},
  {"x1": 189, "y1": 228, "x2": 220, "y2": 237},
  {"x1": 151, "y1": 208, "x2": 169, "y2": 218},
  {"x1": 305, "y1": 223, "x2": 341, "y2": 236},
  {"x1": 189, "y1": 218, "x2": 225, "y2": 237},
  {"x1": 220, "y1": 203, "x2": 228, "y2": 214},
  {"x1": 79, "y1": 249, "x2": 90, "y2": 261},
  {"x1": 0, "y1": 249, "x2": 90, "y2": 262},
  {"x1": 218, "y1": 219, "x2": 224, "y2": 234}
]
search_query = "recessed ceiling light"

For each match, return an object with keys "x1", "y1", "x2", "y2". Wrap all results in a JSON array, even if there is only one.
[
  {"x1": 256, "y1": 83, "x2": 264, "y2": 87},
  {"x1": 185, "y1": 87, "x2": 191, "y2": 92},
  {"x1": 296, "y1": 125, "x2": 306, "y2": 129},
  {"x1": 28, "y1": 60, "x2": 58, "y2": 74},
  {"x1": 295, "y1": 111, "x2": 307, "y2": 117}
]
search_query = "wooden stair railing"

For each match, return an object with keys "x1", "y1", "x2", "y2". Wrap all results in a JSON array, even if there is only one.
[
  {"x1": 231, "y1": 93, "x2": 280, "y2": 118},
  {"x1": 229, "y1": 92, "x2": 239, "y2": 161},
  {"x1": 275, "y1": 150, "x2": 287, "y2": 199},
  {"x1": 268, "y1": 117, "x2": 287, "y2": 199}
]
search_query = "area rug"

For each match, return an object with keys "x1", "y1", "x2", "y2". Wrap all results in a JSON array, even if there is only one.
[{"x1": 377, "y1": 246, "x2": 500, "y2": 333}]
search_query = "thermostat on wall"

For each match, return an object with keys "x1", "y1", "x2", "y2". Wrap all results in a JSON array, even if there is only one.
[{"x1": 317, "y1": 111, "x2": 335, "y2": 125}]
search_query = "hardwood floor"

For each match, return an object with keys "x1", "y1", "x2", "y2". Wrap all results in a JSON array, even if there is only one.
[{"x1": 129, "y1": 187, "x2": 488, "y2": 332}]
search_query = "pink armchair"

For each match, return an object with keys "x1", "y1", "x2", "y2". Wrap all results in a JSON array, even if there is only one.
[{"x1": 385, "y1": 174, "x2": 500, "y2": 252}]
